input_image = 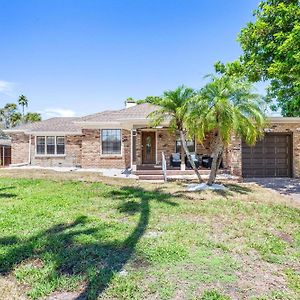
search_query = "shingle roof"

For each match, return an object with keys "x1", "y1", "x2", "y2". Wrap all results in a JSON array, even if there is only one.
[
  {"x1": 4, "y1": 103, "x2": 159, "y2": 134},
  {"x1": 6, "y1": 117, "x2": 82, "y2": 134},
  {"x1": 79, "y1": 103, "x2": 159, "y2": 122}
]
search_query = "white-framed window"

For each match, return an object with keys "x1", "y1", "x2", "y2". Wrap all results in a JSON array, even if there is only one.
[
  {"x1": 36, "y1": 136, "x2": 65, "y2": 156},
  {"x1": 101, "y1": 129, "x2": 121, "y2": 155}
]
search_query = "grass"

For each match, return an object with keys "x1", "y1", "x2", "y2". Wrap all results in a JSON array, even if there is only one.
[{"x1": 0, "y1": 170, "x2": 299, "y2": 299}]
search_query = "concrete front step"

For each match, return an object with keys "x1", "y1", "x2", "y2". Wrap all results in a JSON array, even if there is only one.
[
  {"x1": 135, "y1": 169, "x2": 164, "y2": 175},
  {"x1": 138, "y1": 174, "x2": 165, "y2": 180}
]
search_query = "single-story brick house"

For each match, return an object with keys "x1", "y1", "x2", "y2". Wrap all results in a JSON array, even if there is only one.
[{"x1": 5, "y1": 102, "x2": 300, "y2": 178}]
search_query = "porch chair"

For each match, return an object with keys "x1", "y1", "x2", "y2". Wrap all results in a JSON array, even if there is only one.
[
  {"x1": 202, "y1": 155, "x2": 224, "y2": 169},
  {"x1": 170, "y1": 153, "x2": 181, "y2": 168},
  {"x1": 185, "y1": 154, "x2": 201, "y2": 169}
]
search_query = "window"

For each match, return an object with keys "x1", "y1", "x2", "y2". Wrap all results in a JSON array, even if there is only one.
[
  {"x1": 56, "y1": 137, "x2": 65, "y2": 155},
  {"x1": 101, "y1": 129, "x2": 121, "y2": 155},
  {"x1": 47, "y1": 137, "x2": 55, "y2": 155},
  {"x1": 36, "y1": 136, "x2": 65, "y2": 155},
  {"x1": 175, "y1": 136, "x2": 195, "y2": 153},
  {"x1": 36, "y1": 137, "x2": 45, "y2": 155}
]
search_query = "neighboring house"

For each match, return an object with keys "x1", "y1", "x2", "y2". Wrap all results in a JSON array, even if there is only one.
[
  {"x1": 0, "y1": 138, "x2": 11, "y2": 167},
  {"x1": 4, "y1": 102, "x2": 300, "y2": 178}
]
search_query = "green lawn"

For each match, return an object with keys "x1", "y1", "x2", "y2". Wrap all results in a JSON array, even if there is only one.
[{"x1": 0, "y1": 175, "x2": 299, "y2": 300}]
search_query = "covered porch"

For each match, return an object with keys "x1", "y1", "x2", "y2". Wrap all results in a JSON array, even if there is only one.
[{"x1": 129, "y1": 127, "x2": 231, "y2": 175}]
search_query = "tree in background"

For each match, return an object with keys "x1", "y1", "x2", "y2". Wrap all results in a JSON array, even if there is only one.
[
  {"x1": 18, "y1": 95, "x2": 28, "y2": 117},
  {"x1": 0, "y1": 96, "x2": 41, "y2": 130},
  {"x1": 148, "y1": 86, "x2": 204, "y2": 183},
  {"x1": 186, "y1": 74, "x2": 266, "y2": 185},
  {"x1": 24, "y1": 112, "x2": 42, "y2": 123},
  {"x1": 238, "y1": 0, "x2": 300, "y2": 116},
  {"x1": 0, "y1": 103, "x2": 22, "y2": 129}
]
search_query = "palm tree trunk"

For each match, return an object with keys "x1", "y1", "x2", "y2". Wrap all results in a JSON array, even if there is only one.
[
  {"x1": 179, "y1": 130, "x2": 203, "y2": 183},
  {"x1": 208, "y1": 133, "x2": 224, "y2": 186}
]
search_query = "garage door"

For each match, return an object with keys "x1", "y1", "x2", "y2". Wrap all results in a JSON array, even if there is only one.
[{"x1": 242, "y1": 133, "x2": 292, "y2": 178}]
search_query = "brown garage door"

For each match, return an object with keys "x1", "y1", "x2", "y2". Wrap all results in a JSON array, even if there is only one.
[{"x1": 242, "y1": 133, "x2": 292, "y2": 178}]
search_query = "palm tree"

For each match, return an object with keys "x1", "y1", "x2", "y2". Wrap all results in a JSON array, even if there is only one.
[
  {"x1": 18, "y1": 95, "x2": 28, "y2": 117},
  {"x1": 186, "y1": 75, "x2": 266, "y2": 185},
  {"x1": 24, "y1": 112, "x2": 42, "y2": 123},
  {"x1": 148, "y1": 85, "x2": 203, "y2": 183}
]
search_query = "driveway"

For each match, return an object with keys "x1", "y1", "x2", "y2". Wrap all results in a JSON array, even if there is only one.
[{"x1": 244, "y1": 178, "x2": 300, "y2": 203}]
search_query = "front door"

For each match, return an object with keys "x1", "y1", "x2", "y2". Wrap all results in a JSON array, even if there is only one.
[{"x1": 142, "y1": 132, "x2": 156, "y2": 164}]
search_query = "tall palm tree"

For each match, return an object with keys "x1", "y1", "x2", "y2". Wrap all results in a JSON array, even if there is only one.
[
  {"x1": 18, "y1": 95, "x2": 28, "y2": 117},
  {"x1": 186, "y1": 75, "x2": 266, "y2": 185},
  {"x1": 148, "y1": 85, "x2": 203, "y2": 183}
]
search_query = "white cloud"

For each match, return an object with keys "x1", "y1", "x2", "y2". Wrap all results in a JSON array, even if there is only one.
[
  {"x1": 0, "y1": 80, "x2": 15, "y2": 97},
  {"x1": 41, "y1": 108, "x2": 77, "y2": 118}
]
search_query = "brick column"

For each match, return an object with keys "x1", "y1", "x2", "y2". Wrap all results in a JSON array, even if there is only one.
[
  {"x1": 228, "y1": 135, "x2": 242, "y2": 177},
  {"x1": 293, "y1": 131, "x2": 300, "y2": 177}
]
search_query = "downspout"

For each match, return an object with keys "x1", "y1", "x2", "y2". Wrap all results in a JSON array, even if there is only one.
[{"x1": 28, "y1": 134, "x2": 31, "y2": 165}]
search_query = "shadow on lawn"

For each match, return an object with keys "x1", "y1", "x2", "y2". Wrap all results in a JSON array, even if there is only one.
[
  {"x1": 0, "y1": 186, "x2": 177, "y2": 299},
  {"x1": 213, "y1": 183, "x2": 252, "y2": 198},
  {"x1": 175, "y1": 182, "x2": 252, "y2": 199},
  {"x1": 0, "y1": 186, "x2": 16, "y2": 199}
]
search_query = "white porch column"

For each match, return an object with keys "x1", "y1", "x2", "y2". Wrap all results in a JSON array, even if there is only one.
[{"x1": 131, "y1": 128, "x2": 137, "y2": 171}]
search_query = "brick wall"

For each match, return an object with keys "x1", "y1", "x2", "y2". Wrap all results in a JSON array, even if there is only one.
[
  {"x1": 226, "y1": 122, "x2": 300, "y2": 178},
  {"x1": 30, "y1": 135, "x2": 82, "y2": 167},
  {"x1": 135, "y1": 129, "x2": 213, "y2": 167},
  {"x1": 267, "y1": 122, "x2": 300, "y2": 178},
  {"x1": 156, "y1": 129, "x2": 176, "y2": 166},
  {"x1": 226, "y1": 135, "x2": 242, "y2": 176},
  {"x1": 9, "y1": 121, "x2": 300, "y2": 177},
  {"x1": 81, "y1": 129, "x2": 131, "y2": 169},
  {"x1": 11, "y1": 133, "x2": 30, "y2": 164}
]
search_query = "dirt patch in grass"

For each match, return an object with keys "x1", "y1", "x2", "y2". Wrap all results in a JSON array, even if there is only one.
[{"x1": 0, "y1": 276, "x2": 28, "y2": 300}]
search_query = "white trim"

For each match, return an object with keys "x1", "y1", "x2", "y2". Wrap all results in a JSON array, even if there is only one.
[
  {"x1": 155, "y1": 130, "x2": 158, "y2": 164},
  {"x1": 30, "y1": 131, "x2": 81, "y2": 135},
  {"x1": 35, "y1": 135, "x2": 66, "y2": 157},
  {"x1": 130, "y1": 129, "x2": 133, "y2": 168},
  {"x1": 28, "y1": 134, "x2": 31, "y2": 164},
  {"x1": 35, "y1": 155, "x2": 66, "y2": 158},
  {"x1": 4, "y1": 130, "x2": 81, "y2": 135},
  {"x1": 131, "y1": 129, "x2": 137, "y2": 170}
]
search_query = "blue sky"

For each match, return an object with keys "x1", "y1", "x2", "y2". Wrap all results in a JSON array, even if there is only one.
[{"x1": 0, "y1": 0, "x2": 262, "y2": 118}]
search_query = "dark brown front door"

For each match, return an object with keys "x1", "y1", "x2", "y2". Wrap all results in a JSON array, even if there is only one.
[
  {"x1": 142, "y1": 132, "x2": 156, "y2": 164},
  {"x1": 242, "y1": 133, "x2": 292, "y2": 177}
]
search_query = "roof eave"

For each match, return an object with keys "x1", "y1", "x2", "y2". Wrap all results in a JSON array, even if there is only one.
[
  {"x1": 4, "y1": 129, "x2": 82, "y2": 135},
  {"x1": 268, "y1": 117, "x2": 300, "y2": 123}
]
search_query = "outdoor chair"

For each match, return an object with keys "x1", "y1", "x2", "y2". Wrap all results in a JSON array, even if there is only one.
[
  {"x1": 202, "y1": 155, "x2": 223, "y2": 169},
  {"x1": 185, "y1": 154, "x2": 201, "y2": 169},
  {"x1": 170, "y1": 153, "x2": 181, "y2": 168}
]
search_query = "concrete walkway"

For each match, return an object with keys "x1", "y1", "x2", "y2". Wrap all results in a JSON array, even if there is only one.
[{"x1": 245, "y1": 178, "x2": 300, "y2": 203}]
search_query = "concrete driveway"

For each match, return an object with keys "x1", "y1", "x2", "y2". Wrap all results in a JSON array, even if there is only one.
[{"x1": 244, "y1": 178, "x2": 300, "y2": 203}]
